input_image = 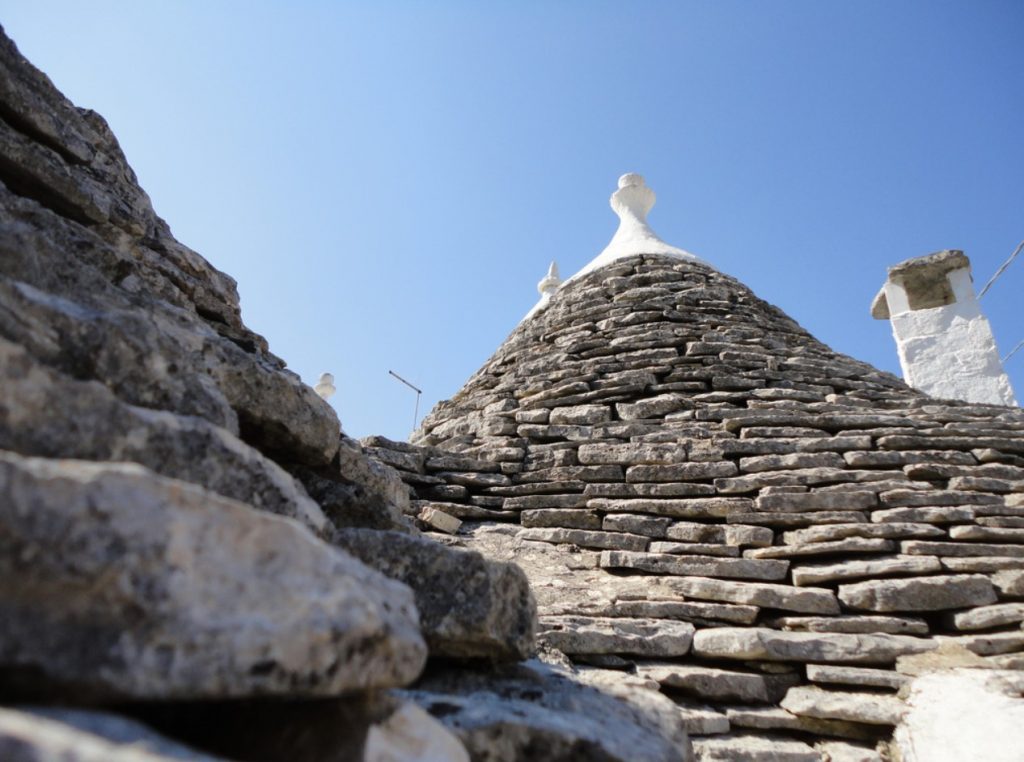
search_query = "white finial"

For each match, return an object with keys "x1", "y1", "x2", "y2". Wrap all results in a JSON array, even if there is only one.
[
  {"x1": 537, "y1": 260, "x2": 562, "y2": 298},
  {"x1": 522, "y1": 260, "x2": 563, "y2": 322},
  {"x1": 314, "y1": 372, "x2": 336, "y2": 401},
  {"x1": 567, "y1": 173, "x2": 702, "y2": 282}
]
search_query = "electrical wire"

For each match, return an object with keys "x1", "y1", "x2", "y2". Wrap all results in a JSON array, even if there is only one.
[
  {"x1": 979, "y1": 239, "x2": 1024, "y2": 299},
  {"x1": 1003, "y1": 338, "x2": 1024, "y2": 365}
]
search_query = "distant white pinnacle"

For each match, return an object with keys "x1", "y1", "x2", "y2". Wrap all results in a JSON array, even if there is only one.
[
  {"x1": 537, "y1": 260, "x2": 562, "y2": 298},
  {"x1": 314, "y1": 372, "x2": 336, "y2": 401},
  {"x1": 568, "y1": 173, "x2": 701, "y2": 282}
]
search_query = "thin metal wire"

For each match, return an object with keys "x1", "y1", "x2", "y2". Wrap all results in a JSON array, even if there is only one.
[
  {"x1": 388, "y1": 370, "x2": 423, "y2": 432},
  {"x1": 1003, "y1": 338, "x2": 1024, "y2": 364},
  {"x1": 979, "y1": 239, "x2": 1024, "y2": 299}
]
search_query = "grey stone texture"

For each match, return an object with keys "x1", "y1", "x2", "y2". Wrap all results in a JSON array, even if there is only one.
[{"x1": 6, "y1": 17, "x2": 1024, "y2": 758}]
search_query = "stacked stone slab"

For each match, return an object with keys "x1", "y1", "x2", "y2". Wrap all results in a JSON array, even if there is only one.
[
  {"x1": 0, "y1": 27, "x2": 697, "y2": 762},
  {"x1": 368, "y1": 252, "x2": 1024, "y2": 760}
]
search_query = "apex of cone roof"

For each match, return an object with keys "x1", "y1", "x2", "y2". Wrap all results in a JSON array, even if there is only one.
[{"x1": 568, "y1": 173, "x2": 704, "y2": 283}]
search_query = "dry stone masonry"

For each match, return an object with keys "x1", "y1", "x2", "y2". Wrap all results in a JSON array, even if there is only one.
[
  {"x1": 1, "y1": 21, "x2": 1022, "y2": 761},
  {"x1": 362, "y1": 176, "x2": 1024, "y2": 759}
]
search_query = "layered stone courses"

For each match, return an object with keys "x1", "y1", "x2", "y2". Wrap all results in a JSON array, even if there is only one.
[{"x1": 366, "y1": 252, "x2": 1024, "y2": 759}]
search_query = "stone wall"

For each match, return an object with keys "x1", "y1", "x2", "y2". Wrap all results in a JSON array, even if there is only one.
[{"x1": 368, "y1": 253, "x2": 1024, "y2": 761}]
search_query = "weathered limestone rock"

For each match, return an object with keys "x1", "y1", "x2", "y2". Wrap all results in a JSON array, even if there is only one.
[
  {"x1": 790, "y1": 555, "x2": 942, "y2": 587},
  {"x1": 725, "y1": 707, "x2": 880, "y2": 743},
  {"x1": 772, "y1": 615, "x2": 929, "y2": 635},
  {"x1": 608, "y1": 599, "x2": 759, "y2": 626},
  {"x1": 780, "y1": 686, "x2": 906, "y2": 725},
  {"x1": 0, "y1": 707, "x2": 227, "y2": 761},
  {"x1": 992, "y1": 569, "x2": 1024, "y2": 596},
  {"x1": 401, "y1": 661, "x2": 692, "y2": 762},
  {"x1": 333, "y1": 529, "x2": 535, "y2": 661},
  {"x1": 0, "y1": 336, "x2": 328, "y2": 536},
  {"x1": 805, "y1": 664, "x2": 908, "y2": 690},
  {"x1": 538, "y1": 616, "x2": 694, "y2": 657},
  {"x1": 949, "y1": 602, "x2": 1024, "y2": 630},
  {"x1": 520, "y1": 527, "x2": 649, "y2": 551},
  {"x1": 691, "y1": 732, "x2": 820, "y2": 761},
  {"x1": 418, "y1": 505, "x2": 463, "y2": 534},
  {"x1": 601, "y1": 550, "x2": 789, "y2": 581},
  {"x1": 637, "y1": 663, "x2": 799, "y2": 703},
  {"x1": 893, "y1": 669, "x2": 1024, "y2": 762},
  {"x1": 692, "y1": 628, "x2": 935, "y2": 664},
  {"x1": 363, "y1": 702, "x2": 470, "y2": 762},
  {"x1": 745, "y1": 537, "x2": 894, "y2": 560},
  {"x1": 657, "y1": 576, "x2": 840, "y2": 614},
  {"x1": 838, "y1": 575, "x2": 997, "y2": 612},
  {"x1": 814, "y1": 741, "x2": 883, "y2": 762},
  {"x1": 0, "y1": 452, "x2": 426, "y2": 700}
]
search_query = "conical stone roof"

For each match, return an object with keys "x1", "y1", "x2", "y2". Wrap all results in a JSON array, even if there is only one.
[{"x1": 378, "y1": 203, "x2": 1024, "y2": 758}]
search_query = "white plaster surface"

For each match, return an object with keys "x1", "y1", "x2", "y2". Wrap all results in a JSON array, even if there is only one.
[
  {"x1": 568, "y1": 174, "x2": 703, "y2": 283},
  {"x1": 893, "y1": 669, "x2": 1024, "y2": 762},
  {"x1": 884, "y1": 272, "x2": 1017, "y2": 407}
]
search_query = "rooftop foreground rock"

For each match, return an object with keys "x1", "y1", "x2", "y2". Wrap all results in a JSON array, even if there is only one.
[{"x1": 0, "y1": 24, "x2": 688, "y2": 762}]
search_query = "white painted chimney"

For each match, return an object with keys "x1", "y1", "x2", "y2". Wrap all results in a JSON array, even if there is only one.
[{"x1": 871, "y1": 250, "x2": 1017, "y2": 406}]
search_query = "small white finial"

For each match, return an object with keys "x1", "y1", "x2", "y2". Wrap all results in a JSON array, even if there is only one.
[
  {"x1": 521, "y1": 260, "x2": 563, "y2": 322},
  {"x1": 567, "y1": 173, "x2": 701, "y2": 283},
  {"x1": 314, "y1": 372, "x2": 336, "y2": 401},
  {"x1": 537, "y1": 260, "x2": 562, "y2": 298}
]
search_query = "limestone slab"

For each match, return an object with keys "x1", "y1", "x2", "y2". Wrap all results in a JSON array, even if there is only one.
[
  {"x1": 335, "y1": 528, "x2": 536, "y2": 661},
  {"x1": 0, "y1": 452, "x2": 426, "y2": 699},
  {"x1": 902, "y1": 540, "x2": 1024, "y2": 558},
  {"x1": 755, "y1": 491, "x2": 876, "y2": 513},
  {"x1": 838, "y1": 574, "x2": 997, "y2": 612},
  {"x1": 666, "y1": 522, "x2": 774, "y2": 547},
  {"x1": 610, "y1": 599, "x2": 759, "y2": 625},
  {"x1": 651, "y1": 576, "x2": 840, "y2": 614},
  {"x1": 401, "y1": 660, "x2": 691, "y2": 762},
  {"x1": 520, "y1": 527, "x2": 649, "y2": 551},
  {"x1": 627, "y1": 462, "x2": 738, "y2": 482},
  {"x1": 601, "y1": 550, "x2": 789, "y2": 581},
  {"x1": 746, "y1": 538, "x2": 894, "y2": 560},
  {"x1": 805, "y1": 664, "x2": 908, "y2": 690},
  {"x1": 781, "y1": 523, "x2": 943, "y2": 545},
  {"x1": 772, "y1": 615, "x2": 929, "y2": 636},
  {"x1": 522, "y1": 508, "x2": 602, "y2": 530},
  {"x1": 780, "y1": 685, "x2": 906, "y2": 725},
  {"x1": 691, "y1": 732, "x2": 820, "y2": 761},
  {"x1": 791, "y1": 555, "x2": 942, "y2": 587},
  {"x1": 950, "y1": 602, "x2": 1024, "y2": 631},
  {"x1": 949, "y1": 525, "x2": 1024, "y2": 543},
  {"x1": 538, "y1": 616, "x2": 694, "y2": 657},
  {"x1": 638, "y1": 663, "x2": 799, "y2": 703},
  {"x1": 590, "y1": 497, "x2": 754, "y2": 519},
  {"x1": 603, "y1": 513, "x2": 672, "y2": 536},
  {"x1": 725, "y1": 706, "x2": 879, "y2": 743},
  {"x1": 692, "y1": 628, "x2": 935, "y2": 664},
  {"x1": 649, "y1": 541, "x2": 740, "y2": 558}
]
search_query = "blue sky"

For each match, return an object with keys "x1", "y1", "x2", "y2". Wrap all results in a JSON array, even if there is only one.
[{"x1": 5, "y1": 2, "x2": 1022, "y2": 440}]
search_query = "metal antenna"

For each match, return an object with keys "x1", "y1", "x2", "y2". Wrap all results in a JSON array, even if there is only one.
[{"x1": 388, "y1": 370, "x2": 423, "y2": 432}]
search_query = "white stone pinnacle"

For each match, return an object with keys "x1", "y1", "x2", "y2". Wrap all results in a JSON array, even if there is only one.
[
  {"x1": 537, "y1": 260, "x2": 562, "y2": 299},
  {"x1": 314, "y1": 372, "x2": 336, "y2": 401},
  {"x1": 568, "y1": 173, "x2": 702, "y2": 282},
  {"x1": 523, "y1": 260, "x2": 563, "y2": 321}
]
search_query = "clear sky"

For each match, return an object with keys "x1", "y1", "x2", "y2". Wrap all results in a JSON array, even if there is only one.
[{"x1": 5, "y1": 2, "x2": 1023, "y2": 440}]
